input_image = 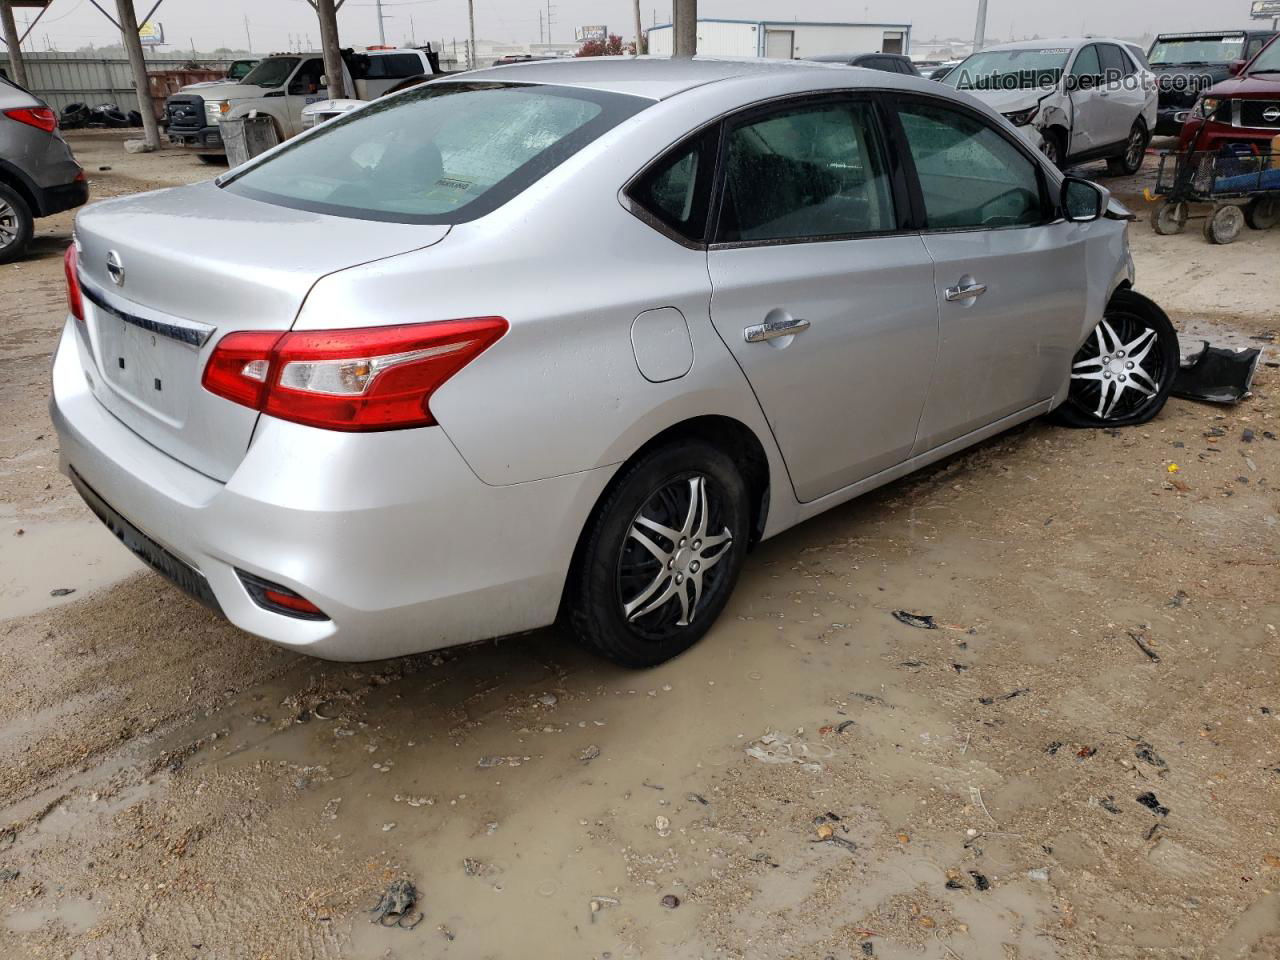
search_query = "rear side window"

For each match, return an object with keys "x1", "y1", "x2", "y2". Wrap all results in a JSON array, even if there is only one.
[
  {"x1": 896, "y1": 101, "x2": 1045, "y2": 230},
  {"x1": 367, "y1": 54, "x2": 425, "y2": 79},
  {"x1": 224, "y1": 82, "x2": 649, "y2": 224},
  {"x1": 1098, "y1": 44, "x2": 1133, "y2": 80},
  {"x1": 715, "y1": 100, "x2": 895, "y2": 243},
  {"x1": 628, "y1": 128, "x2": 718, "y2": 244}
]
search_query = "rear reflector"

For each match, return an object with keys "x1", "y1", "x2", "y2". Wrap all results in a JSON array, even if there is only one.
[
  {"x1": 3, "y1": 107, "x2": 57, "y2": 133},
  {"x1": 238, "y1": 570, "x2": 329, "y2": 621},
  {"x1": 202, "y1": 318, "x2": 507, "y2": 431},
  {"x1": 64, "y1": 244, "x2": 84, "y2": 323}
]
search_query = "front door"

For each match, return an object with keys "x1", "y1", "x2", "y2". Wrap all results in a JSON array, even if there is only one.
[
  {"x1": 1066, "y1": 44, "x2": 1105, "y2": 158},
  {"x1": 706, "y1": 97, "x2": 939, "y2": 502},
  {"x1": 890, "y1": 97, "x2": 1086, "y2": 451},
  {"x1": 285, "y1": 58, "x2": 329, "y2": 137}
]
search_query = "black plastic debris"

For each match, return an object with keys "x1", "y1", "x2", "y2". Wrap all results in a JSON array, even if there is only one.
[
  {"x1": 836, "y1": 720, "x2": 856, "y2": 734},
  {"x1": 892, "y1": 610, "x2": 936, "y2": 630},
  {"x1": 1136, "y1": 792, "x2": 1170, "y2": 817},
  {"x1": 1172, "y1": 341, "x2": 1261, "y2": 404},
  {"x1": 969, "y1": 871, "x2": 991, "y2": 891},
  {"x1": 1242, "y1": 428, "x2": 1255, "y2": 443},
  {"x1": 945, "y1": 875, "x2": 965, "y2": 890},
  {"x1": 861, "y1": 942, "x2": 875, "y2": 957},
  {"x1": 1134, "y1": 742, "x2": 1168, "y2": 771},
  {"x1": 979, "y1": 688, "x2": 1029, "y2": 705},
  {"x1": 371, "y1": 877, "x2": 423, "y2": 929},
  {"x1": 1130, "y1": 632, "x2": 1161, "y2": 663},
  {"x1": 49, "y1": 588, "x2": 75, "y2": 597},
  {"x1": 1046, "y1": 741, "x2": 1064, "y2": 755},
  {"x1": 660, "y1": 894, "x2": 680, "y2": 909},
  {"x1": 1099, "y1": 796, "x2": 1122, "y2": 815}
]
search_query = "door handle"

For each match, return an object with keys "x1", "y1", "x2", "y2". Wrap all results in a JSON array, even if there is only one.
[
  {"x1": 944, "y1": 281, "x2": 987, "y2": 302},
  {"x1": 744, "y1": 317, "x2": 811, "y2": 343}
]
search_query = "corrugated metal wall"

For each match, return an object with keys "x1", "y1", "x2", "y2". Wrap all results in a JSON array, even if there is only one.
[
  {"x1": 0, "y1": 52, "x2": 234, "y2": 112},
  {"x1": 644, "y1": 21, "x2": 911, "y2": 59}
]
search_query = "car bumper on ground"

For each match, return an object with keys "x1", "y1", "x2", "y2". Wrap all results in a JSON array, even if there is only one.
[
  {"x1": 167, "y1": 125, "x2": 224, "y2": 151},
  {"x1": 49, "y1": 321, "x2": 612, "y2": 661}
]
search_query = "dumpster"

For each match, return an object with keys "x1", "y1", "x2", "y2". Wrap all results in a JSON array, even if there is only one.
[{"x1": 222, "y1": 115, "x2": 279, "y2": 168}]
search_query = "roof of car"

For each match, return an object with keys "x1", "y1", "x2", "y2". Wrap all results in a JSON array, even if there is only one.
[
  {"x1": 457, "y1": 55, "x2": 845, "y2": 100},
  {"x1": 977, "y1": 37, "x2": 1126, "y2": 52}
]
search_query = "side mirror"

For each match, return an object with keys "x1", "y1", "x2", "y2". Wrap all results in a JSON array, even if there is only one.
[
  {"x1": 1061, "y1": 176, "x2": 1106, "y2": 223},
  {"x1": 319, "y1": 74, "x2": 328, "y2": 86}
]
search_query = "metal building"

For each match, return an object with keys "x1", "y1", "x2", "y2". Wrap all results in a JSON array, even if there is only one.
[{"x1": 646, "y1": 18, "x2": 912, "y2": 59}]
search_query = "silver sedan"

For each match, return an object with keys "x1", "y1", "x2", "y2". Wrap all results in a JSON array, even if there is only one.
[{"x1": 51, "y1": 57, "x2": 1178, "y2": 665}]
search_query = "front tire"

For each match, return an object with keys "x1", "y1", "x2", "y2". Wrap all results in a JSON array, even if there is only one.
[
  {"x1": 1106, "y1": 119, "x2": 1149, "y2": 177},
  {"x1": 0, "y1": 182, "x2": 34, "y2": 265},
  {"x1": 1053, "y1": 290, "x2": 1179, "y2": 428},
  {"x1": 567, "y1": 440, "x2": 749, "y2": 668}
]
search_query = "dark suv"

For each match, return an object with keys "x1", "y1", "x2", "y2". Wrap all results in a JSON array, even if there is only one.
[
  {"x1": 1148, "y1": 30, "x2": 1278, "y2": 134},
  {"x1": 0, "y1": 75, "x2": 87, "y2": 262},
  {"x1": 807, "y1": 53, "x2": 921, "y2": 76}
]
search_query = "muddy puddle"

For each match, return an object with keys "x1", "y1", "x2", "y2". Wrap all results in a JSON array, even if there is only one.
[{"x1": 0, "y1": 512, "x2": 142, "y2": 619}]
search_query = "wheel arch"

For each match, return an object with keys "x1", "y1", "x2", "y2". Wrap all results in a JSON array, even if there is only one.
[
  {"x1": 0, "y1": 160, "x2": 39, "y2": 216},
  {"x1": 558, "y1": 414, "x2": 772, "y2": 618}
]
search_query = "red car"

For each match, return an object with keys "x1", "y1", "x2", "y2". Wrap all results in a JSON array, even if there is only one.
[{"x1": 1178, "y1": 34, "x2": 1280, "y2": 152}]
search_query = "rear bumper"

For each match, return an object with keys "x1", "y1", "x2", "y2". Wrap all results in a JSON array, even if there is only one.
[
  {"x1": 35, "y1": 177, "x2": 88, "y2": 217},
  {"x1": 49, "y1": 321, "x2": 612, "y2": 661}
]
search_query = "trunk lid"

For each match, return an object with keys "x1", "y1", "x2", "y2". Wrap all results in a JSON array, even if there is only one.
[{"x1": 74, "y1": 181, "x2": 448, "y2": 481}]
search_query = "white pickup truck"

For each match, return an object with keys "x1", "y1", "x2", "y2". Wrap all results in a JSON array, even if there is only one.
[{"x1": 163, "y1": 47, "x2": 439, "y2": 161}]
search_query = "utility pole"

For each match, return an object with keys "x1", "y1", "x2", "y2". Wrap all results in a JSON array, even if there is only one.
[
  {"x1": 243, "y1": 14, "x2": 252, "y2": 52},
  {"x1": 467, "y1": 0, "x2": 475, "y2": 68},
  {"x1": 374, "y1": 0, "x2": 385, "y2": 45},
  {"x1": 114, "y1": 0, "x2": 160, "y2": 150},
  {"x1": 972, "y1": 0, "x2": 988, "y2": 53},
  {"x1": 1, "y1": 0, "x2": 28, "y2": 87},
  {"x1": 632, "y1": 0, "x2": 644, "y2": 54},
  {"x1": 538, "y1": 9, "x2": 543, "y2": 45},
  {"x1": 311, "y1": 0, "x2": 348, "y2": 98},
  {"x1": 672, "y1": 0, "x2": 695, "y2": 57},
  {"x1": 545, "y1": 0, "x2": 553, "y2": 42}
]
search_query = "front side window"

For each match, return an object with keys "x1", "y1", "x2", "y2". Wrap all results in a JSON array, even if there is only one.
[
  {"x1": 629, "y1": 128, "x2": 718, "y2": 243},
  {"x1": 1248, "y1": 37, "x2": 1280, "y2": 74},
  {"x1": 896, "y1": 101, "x2": 1045, "y2": 231},
  {"x1": 1070, "y1": 45, "x2": 1102, "y2": 88},
  {"x1": 715, "y1": 100, "x2": 895, "y2": 243},
  {"x1": 240, "y1": 57, "x2": 300, "y2": 89},
  {"x1": 224, "y1": 82, "x2": 649, "y2": 224},
  {"x1": 289, "y1": 59, "x2": 325, "y2": 95}
]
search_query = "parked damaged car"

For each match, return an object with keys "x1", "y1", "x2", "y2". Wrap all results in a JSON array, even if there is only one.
[
  {"x1": 1148, "y1": 30, "x2": 1277, "y2": 135},
  {"x1": 55, "y1": 59, "x2": 1176, "y2": 665},
  {"x1": 945, "y1": 38, "x2": 1158, "y2": 173}
]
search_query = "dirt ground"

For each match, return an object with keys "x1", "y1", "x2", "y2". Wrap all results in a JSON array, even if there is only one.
[{"x1": 0, "y1": 130, "x2": 1277, "y2": 960}]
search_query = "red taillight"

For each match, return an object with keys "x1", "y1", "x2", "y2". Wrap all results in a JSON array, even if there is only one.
[
  {"x1": 64, "y1": 244, "x2": 84, "y2": 323},
  {"x1": 262, "y1": 588, "x2": 325, "y2": 616},
  {"x1": 202, "y1": 318, "x2": 508, "y2": 431},
  {"x1": 4, "y1": 107, "x2": 57, "y2": 133}
]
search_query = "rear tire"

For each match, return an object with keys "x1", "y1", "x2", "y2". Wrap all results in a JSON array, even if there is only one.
[
  {"x1": 1203, "y1": 204, "x2": 1244, "y2": 245},
  {"x1": 1052, "y1": 289, "x2": 1179, "y2": 429},
  {"x1": 1106, "y1": 119, "x2": 1149, "y2": 177},
  {"x1": 0, "y1": 182, "x2": 34, "y2": 265},
  {"x1": 1245, "y1": 196, "x2": 1280, "y2": 231},
  {"x1": 567, "y1": 440, "x2": 750, "y2": 668}
]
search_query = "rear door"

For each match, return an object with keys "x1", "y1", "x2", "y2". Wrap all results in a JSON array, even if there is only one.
[
  {"x1": 889, "y1": 96, "x2": 1085, "y2": 451},
  {"x1": 1096, "y1": 43, "x2": 1146, "y2": 143},
  {"x1": 1066, "y1": 44, "x2": 1105, "y2": 157},
  {"x1": 705, "y1": 94, "x2": 940, "y2": 502}
]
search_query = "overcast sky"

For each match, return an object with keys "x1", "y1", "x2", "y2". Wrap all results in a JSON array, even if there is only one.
[{"x1": 10, "y1": 0, "x2": 1265, "y2": 53}]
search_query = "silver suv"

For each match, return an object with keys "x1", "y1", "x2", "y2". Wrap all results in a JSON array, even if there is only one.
[{"x1": 0, "y1": 74, "x2": 87, "y2": 262}]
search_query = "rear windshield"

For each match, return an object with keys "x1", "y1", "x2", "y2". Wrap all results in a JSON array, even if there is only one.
[
  {"x1": 1148, "y1": 36, "x2": 1245, "y2": 65},
  {"x1": 945, "y1": 48, "x2": 1070, "y2": 91},
  {"x1": 240, "y1": 56, "x2": 300, "y2": 89},
  {"x1": 223, "y1": 81, "x2": 649, "y2": 224}
]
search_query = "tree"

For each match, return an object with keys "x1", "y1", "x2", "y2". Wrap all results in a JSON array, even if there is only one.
[{"x1": 576, "y1": 34, "x2": 632, "y2": 58}]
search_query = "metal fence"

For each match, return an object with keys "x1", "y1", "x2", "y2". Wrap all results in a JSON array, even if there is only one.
[{"x1": 0, "y1": 51, "x2": 234, "y2": 113}]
